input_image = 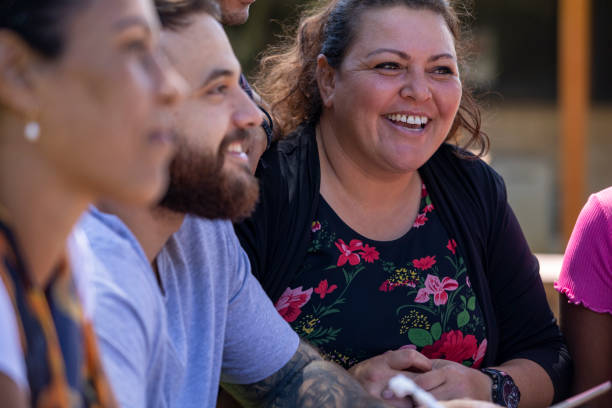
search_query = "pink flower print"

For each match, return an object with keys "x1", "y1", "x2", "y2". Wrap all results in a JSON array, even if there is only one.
[
  {"x1": 314, "y1": 280, "x2": 337, "y2": 299},
  {"x1": 335, "y1": 239, "x2": 363, "y2": 266},
  {"x1": 421, "y1": 183, "x2": 428, "y2": 197},
  {"x1": 472, "y1": 339, "x2": 488, "y2": 368},
  {"x1": 413, "y1": 213, "x2": 428, "y2": 228},
  {"x1": 446, "y1": 239, "x2": 457, "y2": 255},
  {"x1": 275, "y1": 286, "x2": 313, "y2": 323},
  {"x1": 414, "y1": 274, "x2": 459, "y2": 306},
  {"x1": 423, "y1": 203, "x2": 435, "y2": 213},
  {"x1": 311, "y1": 221, "x2": 321, "y2": 233},
  {"x1": 360, "y1": 244, "x2": 380, "y2": 263},
  {"x1": 466, "y1": 275, "x2": 471, "y2": 288},
  {"x1": 413, "y1": 256, "x2": 436, "y2": 270}
]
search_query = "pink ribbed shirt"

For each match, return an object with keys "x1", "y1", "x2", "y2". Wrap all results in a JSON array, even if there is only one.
[{"x1": 555, "y1": 187, "x2": 612, "y2": 315}]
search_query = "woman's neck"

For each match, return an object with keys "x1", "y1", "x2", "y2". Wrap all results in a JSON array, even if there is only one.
[
  {"x1": 0, "y1": 139, "x2": 90, "y2": 288},
  {"x1": 316, "y1": 116, "x2": 423, "y2": 241}
]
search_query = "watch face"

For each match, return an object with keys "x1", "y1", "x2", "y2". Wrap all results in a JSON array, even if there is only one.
[{"x1": 502, "y1": 380, "x2": 520, "y2": 408}]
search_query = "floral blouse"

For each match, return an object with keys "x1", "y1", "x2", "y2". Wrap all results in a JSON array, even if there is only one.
[{"x1": 275, "y1": 184, "x2": 488, "y2": 369}]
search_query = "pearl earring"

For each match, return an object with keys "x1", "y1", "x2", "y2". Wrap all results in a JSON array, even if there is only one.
[{"x1": 24, "y1": 121, "x2": 40, "y2": 142}]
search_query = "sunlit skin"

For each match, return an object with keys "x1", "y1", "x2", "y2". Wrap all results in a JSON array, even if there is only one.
[
  {"x1": 0, "y1": 0, "x2": 182, "y2": 405},
  {"x1": 318, "y1": 7, "x2": 462, "y2": 179},
  {"x1": 34, "y1": 0, "x2": 183, "y2": 206},
  {"x1": 218, "y1": 0, "x2": 256, "y2": 25},
  {"x1": 159, "y1": 13, "x2": 261, "y2": 181}
]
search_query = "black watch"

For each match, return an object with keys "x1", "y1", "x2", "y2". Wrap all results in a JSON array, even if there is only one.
[{"x1": 479, "y1": 368, "x2": 520, "y2": 408}]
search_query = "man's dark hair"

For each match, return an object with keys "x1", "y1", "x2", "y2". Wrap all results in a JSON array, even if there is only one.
[{"x1": 155, "y1": 0, "x2": 220, "y2": 30}]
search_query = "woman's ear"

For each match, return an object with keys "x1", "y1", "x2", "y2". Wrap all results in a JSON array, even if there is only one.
[
  {"x1": 315, "y1": 54, "x2": 336, "y2": 108},
  {"x1": 0, "y1": 30, "x2": 43, "y2": 117}
]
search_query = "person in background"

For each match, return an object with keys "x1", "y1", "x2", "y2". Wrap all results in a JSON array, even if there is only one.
[
  {"x1": 235, "y1": 0, "x2": 572, "y2": 407},
  {"x1": 0, "y1": 0, "x2": 182, "y2": 406},
  {"x1": 556, "y1": 187, "x2": 612, "y2": 408}
]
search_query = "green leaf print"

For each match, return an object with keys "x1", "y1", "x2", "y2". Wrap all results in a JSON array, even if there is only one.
[
  {"x1": 457, "y1": 310, "x2": 470, "y2": 327},
  {"x1": 431, "y1": 322, "x2": 442, "y2": 341},
  {"x1": 408, "y1": 328, "x2": 433, "y2": 347},
  {"x1": 467, "y1": 296, "x2": 476, "y2": 311}
]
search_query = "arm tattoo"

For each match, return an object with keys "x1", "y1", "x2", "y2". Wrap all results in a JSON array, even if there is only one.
[{"x1": 222, "y1": 340, "x2": 391, "y2": 407}]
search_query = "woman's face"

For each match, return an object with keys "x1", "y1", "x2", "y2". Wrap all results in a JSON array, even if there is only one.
[
  {"x1": 35, "y1": 0, "x2": 182, "y2": 205},
  {"x1": 319, "y1": 6, "x2": 462, "y2": 176}
]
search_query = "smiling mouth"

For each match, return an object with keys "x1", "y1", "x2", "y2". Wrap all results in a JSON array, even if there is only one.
[
  {"x1": 226, "y1": 141, "x2": 248, "y2": 162},
  {"x1": 385, "y1": 114, "x2": 430, "y2": 130}
]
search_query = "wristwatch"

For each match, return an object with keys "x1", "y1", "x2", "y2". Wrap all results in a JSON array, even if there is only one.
[{"x1": 479, "y1": 368, "x2": 520, "y2": 408}]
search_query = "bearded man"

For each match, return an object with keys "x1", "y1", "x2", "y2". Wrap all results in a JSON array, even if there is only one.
[{"x1": 81, "y1": 1, "x2": 400, "y2": 407}]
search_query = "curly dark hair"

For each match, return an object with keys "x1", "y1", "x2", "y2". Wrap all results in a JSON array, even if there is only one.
[{"x1": 253, "y1": 0, "x2": 489, "y2": 156}]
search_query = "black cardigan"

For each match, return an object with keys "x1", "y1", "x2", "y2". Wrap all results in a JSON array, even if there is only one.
[{"x1": 235, "y1": 122, "x2": 572, "y2": 402}]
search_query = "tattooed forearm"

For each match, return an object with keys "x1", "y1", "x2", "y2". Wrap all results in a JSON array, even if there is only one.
[{"x1": 222, "y1": 340, "x2": 391, "y2": 407}]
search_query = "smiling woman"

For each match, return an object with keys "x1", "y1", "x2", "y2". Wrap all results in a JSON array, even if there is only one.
[
  {"x1": 235, "y1": 1, "x2": 572, "y2": 407},
  {"x1": 0, "y1": 0, "x2": 182, "y2": 406}
]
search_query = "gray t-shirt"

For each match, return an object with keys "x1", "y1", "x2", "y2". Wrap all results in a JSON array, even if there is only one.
[{"x1": 81, "y1": 209, "x2": 299, "y2": 407}]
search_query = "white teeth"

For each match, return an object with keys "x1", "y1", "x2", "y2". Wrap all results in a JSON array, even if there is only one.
[
  {"x1": 227, "y1": 143, "x2": 243, "y2": 153},
  {"x1": 386, "y1": 114, "x2": 430, "y2": 126}
]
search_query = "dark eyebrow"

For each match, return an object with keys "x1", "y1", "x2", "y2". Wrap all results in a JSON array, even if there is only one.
[
  {"x1": 428, "y1": 53, "x2": 456, "y2": 62},
  {"x1": 366, "y1": 48, "x2": 409, "y2": 59},
  {"x1": 366, "y1": 49, "x2": 456, "y2": 63},
  {"x1": 113, "y1": 16, "x2": 152, "y2": 33},
  {"x1": 199, "y1": 69, "x2": 234, "y2": 88}
]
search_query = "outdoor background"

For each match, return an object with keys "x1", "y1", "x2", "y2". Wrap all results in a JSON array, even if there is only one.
[{"x1": 227, "y1": 0, "x2": 612, "y2": 254}]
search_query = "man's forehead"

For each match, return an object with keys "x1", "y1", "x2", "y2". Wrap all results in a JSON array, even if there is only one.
[{"x1": 160, "y1": 13, "x2": 240, "y2": 85}]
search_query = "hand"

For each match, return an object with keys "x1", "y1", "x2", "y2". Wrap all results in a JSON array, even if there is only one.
[
  {"x1": 349, "y1": 349, "x2": 433, "y2": 408},
  {"x1": 436, "y1": 399, "x2": 499, "y2": 408},
  {"x1": 411, "y1": 360, "x2": 492, "y2": 402}
]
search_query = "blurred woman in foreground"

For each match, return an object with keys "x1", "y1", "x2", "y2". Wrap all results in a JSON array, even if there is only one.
[
  {"x1": 0, "y1": 0, "x2": 181, "y2": 405},
  {"x1": 236, "y1": 0, "x2": 571, "y2": 406}
]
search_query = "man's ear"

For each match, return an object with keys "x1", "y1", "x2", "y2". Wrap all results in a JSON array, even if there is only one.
[
  {"x1": 315, "y1": 54, "x2": 336, "y2": 108},
  {"x1": 0, "y1": 30, "x2": 44, "y2": 117}
]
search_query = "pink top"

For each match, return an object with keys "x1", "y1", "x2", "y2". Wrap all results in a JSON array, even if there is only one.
[{"x1": 555, "y1": 187, "x2": 612, "y2": 314}]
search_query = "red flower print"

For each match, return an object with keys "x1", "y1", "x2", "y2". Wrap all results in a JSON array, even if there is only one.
[
  {"x1": 335, "y1": 239, "x2": 363, "y2": 267},
  {"x1": 472, "y1": 339, "x2": 487, "y2": 368},
  {"x1": 446, "y1": 239, "x2": 457, "y2": 255},
  {"x1": 421, "y1": 183, "x2": 428, "y2": 197},
  {"x1": 275, "y1": 286, "x2": 313, "y2": 323},
  {"x1": 311, "y1": 221, "x2": 321, "y2": 233},
  {"x1": 314, "y1": 279, "x2": 338, "y2": 299},
  {"x1": 360, "y1": 244, "x2": 380, "y2": 263},
  {"x1": 421, "y1": 330, "x2": 478, "y2": 364},
  {"x1": 413, "y1": 213, "x2": 428, "y2": 228},
  {"x1": 412, "y1": 256, "x2": 436, "y2": 270},
  {"x1": 414, "y1": 274, "x2": 458, "y2": 306},
  {"x1": 423, "y1": 203, "x2": 435, "y2": 213}
]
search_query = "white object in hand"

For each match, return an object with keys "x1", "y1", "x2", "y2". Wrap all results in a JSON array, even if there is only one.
[{"x1": 388, "y1": 374, "x2": 446, "y2": 408}]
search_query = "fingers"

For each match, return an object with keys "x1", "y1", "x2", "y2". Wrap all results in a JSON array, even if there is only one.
[{"x1": 385, "y1": 349, "x2": 433, "y2": 373}]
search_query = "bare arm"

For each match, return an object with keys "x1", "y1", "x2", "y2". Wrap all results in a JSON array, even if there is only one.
[
  {"x1": 222, "y1": 340, "x2": 392, "y2": 408},
  {"x1": 0, "y1": 373, "x2": 28, "y2": 408},
  {"x1": 561, "y1": 300, "x2": 612, "y2": 408}
]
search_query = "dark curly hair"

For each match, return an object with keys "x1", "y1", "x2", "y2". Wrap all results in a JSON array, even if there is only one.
[{"x1": 254, "y1": 0, "x2": 489, "y2": 156}]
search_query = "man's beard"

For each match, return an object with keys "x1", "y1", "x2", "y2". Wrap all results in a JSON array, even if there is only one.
[{"x1": 158, "y1": 129, "x2": 259, "y2": 222}]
